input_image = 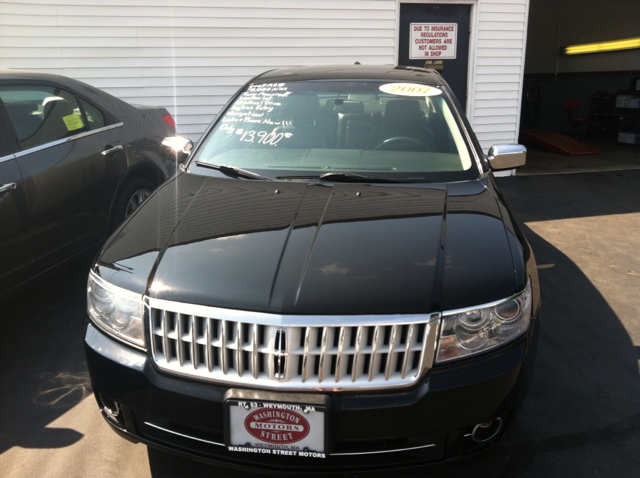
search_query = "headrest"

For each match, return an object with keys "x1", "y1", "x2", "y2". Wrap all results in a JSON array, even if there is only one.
[
  {"x1": 280, "y1": 93, "x2": 320, "y2": 123},
  {"x1": 4, "y1": 103, "x2": 40, "y2": 141},
  {"x1": 5, "y1": 102, "x2": 37, "y2": 119},
  {"x1": 384, "y1": 100, "x2": 423, "y2": 127}
]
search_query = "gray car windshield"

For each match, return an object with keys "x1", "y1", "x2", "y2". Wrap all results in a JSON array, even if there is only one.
[{"x1": 192, "y1": 80, "x2": 479, "y2": 182}]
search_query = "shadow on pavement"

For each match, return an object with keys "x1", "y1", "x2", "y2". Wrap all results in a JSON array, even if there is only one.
[
  {"x1": 491, "y1": 171, "x2": 640, "y2": 476},
  {"x1": 0, "y1": 256, "x2": 93, "y2": 453}
]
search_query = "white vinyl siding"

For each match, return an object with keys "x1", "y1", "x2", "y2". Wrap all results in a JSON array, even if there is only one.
[
  {"x1": 0, "y1": 0, "x2": 397, "y2": 141},
  {"x1": 471, "y1": 0, "x2": 529, "y2": 154},
  {"x1": 0, "y1": 0, "x2": 529, "y2": 157}
]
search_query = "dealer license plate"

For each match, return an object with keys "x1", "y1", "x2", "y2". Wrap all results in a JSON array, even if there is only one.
[{"x1": 226, "y1": 400, "x2": 326, "y2": 458}]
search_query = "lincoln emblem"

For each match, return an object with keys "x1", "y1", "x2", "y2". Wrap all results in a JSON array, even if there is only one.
[{"x1": 273, "y1": 328, "x2": 287, "y2": 379}]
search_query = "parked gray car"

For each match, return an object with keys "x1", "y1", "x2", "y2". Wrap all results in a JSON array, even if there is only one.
[{"x1": 0, "y1": 69, "x2": 179, "y2": 297}]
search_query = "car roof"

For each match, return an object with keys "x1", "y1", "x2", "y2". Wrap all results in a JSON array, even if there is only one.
[
  {"x1": 0, "y1": 65, "x2": 443, "y2": 90},
  {"x1": 0, "y1": 68, "x2": 133, "y2": 117},
  {"x1": 0, "y1": 68, "x2": 84, "y2": 87},
  {"x1": 253, "y1": 65, "x2": 444, "y2": 85}
]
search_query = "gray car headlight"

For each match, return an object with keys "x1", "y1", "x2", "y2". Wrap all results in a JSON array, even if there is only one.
[
  {"x1": 436, "y1": 281, "x2": 532, "y2": 362},
  {"x1": 87, "y1": 271, "x2": 145, "y2": 349}
]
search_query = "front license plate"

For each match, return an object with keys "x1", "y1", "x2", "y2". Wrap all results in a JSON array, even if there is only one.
[{"x1": 226, "y1": 400, "x2": 326, "y2": 458}]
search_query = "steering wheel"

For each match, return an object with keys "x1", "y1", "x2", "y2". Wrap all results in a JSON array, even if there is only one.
[{"x1": 374, "y1": 136, "x2": 431, "y2": 152}]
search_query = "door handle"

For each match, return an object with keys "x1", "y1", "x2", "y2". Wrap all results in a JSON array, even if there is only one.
[
  {"x1": 101, "y1": 145, "x2": 124, "y2": 156},
  {"x1": 0, "y1": 182, "x2": 17, "y2": 194}
]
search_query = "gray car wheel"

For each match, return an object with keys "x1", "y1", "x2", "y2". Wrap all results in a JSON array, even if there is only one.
[
  {"x1": 113, "y1": 178, "x2": 157, "y2": 228},
  {"x1": 125, "y1": 188, "x2": 152, "y2": 218}
]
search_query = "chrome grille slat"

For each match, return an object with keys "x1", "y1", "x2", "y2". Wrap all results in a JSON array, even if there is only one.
[
  {"x1": 220, "y1": 319, "x2": 227, "y2": 375},
  {"x1": 385, "y1": 325, "x2": 398, "y2": 381},
  {"x1": 301, "y1": 327, "x2": 311, "y2": 383},
  {"x1": 401, "y1": 324, "x2": 415, "y2": 379},
  {"x1": 176, "y1": 314, "x2": 184, "y2": 367},
  {"x1": 335, "y1": 326, "x2": 346, "y2": 383},
  {"x1": 190, "y1": 315, "x2": 197, "y2": 370},
  {"x1": 417, "y1": 322, "x2": 431, "y2": 376},
  {"x1": 352, "y1": 326, "x2": 364, "y2": 382},
  {"x1": 235, "y1": 323, "x2": 242, "y2": 377},
  {"x1": 162, "y1": 310, "x2": 171, "y2": 363},
  {"x1": 205, "y1": 317, "x2": 213, "y2": 372},
  {"x1": 148, "y1": 299, "x2": 439, "y2": 391},
  {"x1": 318, "y1": 327, "x2": 329, "y2": 383},
  {"x1": 251, "y1": 324, "x2": 259, "y2": 379},
  {"x1": 369, "y1": 325, "x2": 381, "y2": 382}
]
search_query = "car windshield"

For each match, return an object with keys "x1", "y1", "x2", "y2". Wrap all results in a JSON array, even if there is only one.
[{"x1": 191, "y1": 80, "x2": 479, "y2": 182}]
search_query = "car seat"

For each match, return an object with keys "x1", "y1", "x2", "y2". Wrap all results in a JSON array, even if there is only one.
[
  {"x1": 274, "y1": 93, "x2": 333, "y2": 149},
  {"x1": 368, "y1": 99, "x2": 435, "y2": 151}
]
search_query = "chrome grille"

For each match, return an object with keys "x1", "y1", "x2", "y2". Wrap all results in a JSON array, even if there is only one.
[{"x1": 148, "y1": 297, "x2": 439, "y2": 390}]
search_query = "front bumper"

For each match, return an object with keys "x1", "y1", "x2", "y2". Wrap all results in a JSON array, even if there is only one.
[{"x1": 84, "y1": 318, "x2": 538, "y2": 473}]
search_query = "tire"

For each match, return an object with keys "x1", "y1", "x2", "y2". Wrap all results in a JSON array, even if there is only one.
[{"x1": 112, "y1": 178, "x2": 156, "y2": 228}]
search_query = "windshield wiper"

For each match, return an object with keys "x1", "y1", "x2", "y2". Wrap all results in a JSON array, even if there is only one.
[
  {"x1": 276, "y1": 172, "x2": 424, "y2": 183},
  {"x1": 195, "y1": 161, "x2": 273, "y2": 181}
]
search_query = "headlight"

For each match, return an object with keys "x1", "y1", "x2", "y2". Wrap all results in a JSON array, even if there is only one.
[
  {"x1": 87, "y1": 271, "x2": 145, "y2": 349},
  {"x1": 436, "y1": 281, "x2": 532, "y2": 362}
]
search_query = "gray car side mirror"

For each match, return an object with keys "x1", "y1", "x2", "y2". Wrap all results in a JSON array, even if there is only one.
[
  {"x1": 162, "y1": 136, "x2": 194, "y2": 163},
  {"x1": 487, "y1": 144, "x2": 527, "y2": 171}
]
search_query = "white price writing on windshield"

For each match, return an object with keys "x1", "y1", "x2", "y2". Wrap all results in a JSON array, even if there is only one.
[{"x1": 239, "y1": 130, "x2": 292, "y2": 146}]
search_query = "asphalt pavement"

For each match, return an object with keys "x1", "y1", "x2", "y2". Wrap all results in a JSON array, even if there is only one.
[{"x1": 1, "y1": 169, "x2": 639, "y2": 478}]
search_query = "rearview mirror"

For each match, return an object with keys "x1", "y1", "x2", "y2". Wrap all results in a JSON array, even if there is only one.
[
  {"x1": 487, "y1": 144, "x2": 526, "y2": 171},
  {"x1": 162, "y1": 136, "x2": 194, "y2": 163}
]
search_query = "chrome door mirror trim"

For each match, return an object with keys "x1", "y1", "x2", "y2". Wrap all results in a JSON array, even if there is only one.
[
  {"x1": 487, "y1": 144, "x2": 527, "y2": 170},
  {"x1": 162, "y1": 136, "x2": 194, "y2": 163}
]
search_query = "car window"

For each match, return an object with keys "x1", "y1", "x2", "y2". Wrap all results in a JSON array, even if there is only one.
[
  {"x1": 0, "y1": 122, "x2": 11, "y2": 157},
  {"x1": 193, "y1": 80, "x2": 478, "y2": 182},
  {"x1": 79, "y1": 98, "x2": 106, "y2": 130},
  {"x1": 0, "y1": 85, "x2": 89, "y2": 151}
]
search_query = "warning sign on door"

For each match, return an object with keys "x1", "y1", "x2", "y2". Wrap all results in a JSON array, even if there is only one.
[{"x1": 410, "y1": 23, "x2": 458, "y2": 60}]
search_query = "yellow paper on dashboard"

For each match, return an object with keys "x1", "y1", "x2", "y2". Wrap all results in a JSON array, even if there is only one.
[{"x1": 63, "y1": 113, "x2": 84, "y2": 131}]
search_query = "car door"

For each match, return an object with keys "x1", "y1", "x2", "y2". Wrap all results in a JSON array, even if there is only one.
[
  {"x1": 0, "y1": 102, "x2": 31, "y2": 294},
  {"x1": 0, "y1": 82, "x2": 127, "y2": 272}
]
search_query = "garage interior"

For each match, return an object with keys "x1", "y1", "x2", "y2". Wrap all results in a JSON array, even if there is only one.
[{"x1": 518, "y1": 0, "x2": 640, "y2": 175}]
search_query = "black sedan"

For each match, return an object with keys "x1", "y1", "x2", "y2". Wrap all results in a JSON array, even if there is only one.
[
  {"x1": 0, "y1": 69, "x2": 179, "y2": 297},
  {"x1": 84, "y1": 65, "x2": 540, "y2": 472}
]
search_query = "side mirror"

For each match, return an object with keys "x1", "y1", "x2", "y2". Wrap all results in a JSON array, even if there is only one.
[
  {"x1": 487, "y1": 144, "x2": 526, "y2": 171},
  {"x1": 162, "y1": 136, "x2": 194, "y2": 163}
]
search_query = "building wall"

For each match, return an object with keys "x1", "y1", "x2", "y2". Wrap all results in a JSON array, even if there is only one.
[
  {"x1": 469, "y1": 0, "x2": 529, "y2": 149},
  {"x1": 0, "y1": 0, "x2": 529, "y2": 157},
  {"x1": 0, "y1": 0, "x2": 397, "y2": 141}
]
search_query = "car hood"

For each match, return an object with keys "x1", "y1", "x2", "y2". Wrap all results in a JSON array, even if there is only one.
[{"x1": 96, "y1": 173, "x2": 520, "y2": 315}]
